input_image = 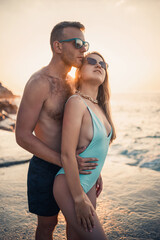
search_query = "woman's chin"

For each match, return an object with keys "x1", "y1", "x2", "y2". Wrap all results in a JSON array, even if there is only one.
[{"x1": 91, "y1": 75, "x2": 104, "y2": 85}]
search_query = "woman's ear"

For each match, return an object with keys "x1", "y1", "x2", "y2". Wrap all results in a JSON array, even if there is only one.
[{"x1": 53, "y1": 41, "x2": 62, "y2": 53}]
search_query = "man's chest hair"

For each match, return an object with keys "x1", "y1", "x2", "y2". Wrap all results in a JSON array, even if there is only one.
[
  {"x1": 43, "y1": 76, "x2": 73, "y2": 121},
  {"x1": 44, "y1": 88, "x2": 71, "y2": 121}
]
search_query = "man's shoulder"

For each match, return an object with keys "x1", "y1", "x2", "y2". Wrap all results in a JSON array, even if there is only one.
[
  {"x1": 28, "y1": 68, "x2": 48, "y2": 84},
  {"x1": 25, "y1": 67, "x2": 52, "y2": 92},
  {"x1": 22, "y1": 68, "x2": 52, "y2": 101}
]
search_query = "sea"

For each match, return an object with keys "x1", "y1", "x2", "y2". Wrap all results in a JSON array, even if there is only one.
[
  {"x1": 109, "y1": 92, "x2": 160, "y2": 172},
  {"x1": 0, "y1": 92, "x2": 160, "y2": 171},
  {"x1": 0, "y1": 92, "x2": 160, "y2": 240}
]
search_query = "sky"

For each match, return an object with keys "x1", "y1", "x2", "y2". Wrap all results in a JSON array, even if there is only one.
[{"x1": 0, "y1": 0, "x2": 160, "y2": 95}]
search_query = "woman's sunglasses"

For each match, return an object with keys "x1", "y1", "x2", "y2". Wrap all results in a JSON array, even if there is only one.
[
  {"x1": 59, "y1": 38, "x2": 89, "y2": 51},
  {"x1": 86, "y1": 57, "x2": 108, "y2": 71}
]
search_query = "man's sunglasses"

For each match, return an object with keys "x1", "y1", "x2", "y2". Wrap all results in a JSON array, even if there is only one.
[
  {"x1": 86, "y1": 57, "x2": 108, "y2": 71},
  {"x1": 59, "y1": 38, "x2": 89, "y2": 51}
]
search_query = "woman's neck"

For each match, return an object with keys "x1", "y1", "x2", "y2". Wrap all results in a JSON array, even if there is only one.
[{"x1": 78, "y1": 84, "x2": 98, "y2": 101}]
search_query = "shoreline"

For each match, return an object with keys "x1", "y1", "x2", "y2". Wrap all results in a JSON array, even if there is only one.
[
  {"x1": 0, "y1": 160, "x2": 160, "y2": 240},
  {"x1": 0, "y1": 162, "x2": 66, "y2": 240}
]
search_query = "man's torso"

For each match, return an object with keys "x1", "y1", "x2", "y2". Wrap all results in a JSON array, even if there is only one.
[{"x1": 32, "y1": 68, "x2": 73, "y2": 152}]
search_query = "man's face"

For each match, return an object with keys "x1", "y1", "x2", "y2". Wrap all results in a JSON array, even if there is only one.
[{"x1": 60, "y1": 27, "x2": 87, "y2": 68}]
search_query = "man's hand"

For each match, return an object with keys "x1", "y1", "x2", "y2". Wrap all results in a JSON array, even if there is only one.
[
  {"x1": 96, "y1": 174, "x2": 103, "y2": 198},
  {"x1": 76, "y1": 147, "x2": 98, "y2": 174}
]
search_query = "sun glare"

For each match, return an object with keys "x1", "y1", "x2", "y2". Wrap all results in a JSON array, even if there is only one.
[{"x1": 68, "y1": 67, "x2": 77, "y2": 79}]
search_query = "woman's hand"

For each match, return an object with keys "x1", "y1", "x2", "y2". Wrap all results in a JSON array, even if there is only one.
[
  {"x1": 74, "y1": 193, "x2": 95, "y2": 232},
  {"x1": 76, "y1": 147, "x2": 98, "y2": 174},
  {"x1": 96, "y1": 174, "x2": 103, "y2": 197}
]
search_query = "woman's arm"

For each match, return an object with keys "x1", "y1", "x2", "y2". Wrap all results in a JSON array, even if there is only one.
[{"x1": 61, "y1": 96, "x2": 95, "y2": 232}]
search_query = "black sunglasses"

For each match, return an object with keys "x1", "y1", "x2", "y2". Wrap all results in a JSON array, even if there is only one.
[
  {"x1": 86, "y1": 57, "x2": 108, "y2": 71},
  {"x1": 59, "y1": 38, "x2": 89, "y2": 51}
]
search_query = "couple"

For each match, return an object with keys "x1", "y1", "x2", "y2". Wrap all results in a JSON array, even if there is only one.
[{"x1": 16, "y1": 21, "x2": 116, "y2": 240}]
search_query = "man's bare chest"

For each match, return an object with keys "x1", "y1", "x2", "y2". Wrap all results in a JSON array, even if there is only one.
[{"x1": 44, "y1": 81, "x2": 72, "y2": 121}]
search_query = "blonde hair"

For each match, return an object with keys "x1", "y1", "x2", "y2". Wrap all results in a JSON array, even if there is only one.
[{"x1": 75, "y1": 51, "x2": 116, "y2": 143}]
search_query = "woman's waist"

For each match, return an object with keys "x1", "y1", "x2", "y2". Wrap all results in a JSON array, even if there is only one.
[
  {"x1": 79, "y1": 144, "x2": 109, "y2": 159},
  {"x1": 57, "y1": 164, "x2": 102, "y2": 177}
]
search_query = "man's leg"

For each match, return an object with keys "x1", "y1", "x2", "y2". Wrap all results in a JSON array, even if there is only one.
[
  {"x1": 27, "y1": 156, "x2": 61, "y2": 240},
  {"x1": 36, "y1": 215, "x2": 58, "y2": 240}
]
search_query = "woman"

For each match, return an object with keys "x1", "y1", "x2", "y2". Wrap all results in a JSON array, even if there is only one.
[{"x1": 53, "y1": 52, "x2": 116, "y2": 239}]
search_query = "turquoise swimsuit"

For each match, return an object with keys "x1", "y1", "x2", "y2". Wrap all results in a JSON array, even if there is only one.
[{"x1": 56, "y1": 95, "x2": 112, "y2": 193}]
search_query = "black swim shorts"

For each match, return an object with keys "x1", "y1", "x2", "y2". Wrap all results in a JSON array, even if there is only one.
[{"x1": 27, "y1": 155, "x2": 61, "y2": 216}]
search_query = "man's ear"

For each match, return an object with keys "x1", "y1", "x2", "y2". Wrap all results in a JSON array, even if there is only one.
[{"x1": 53, "y1": 41, "x2": 62, "y2": 53}]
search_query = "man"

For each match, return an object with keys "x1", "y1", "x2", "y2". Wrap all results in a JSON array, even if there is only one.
[{"x1": 16, "y1": 21, "x2": 103, "y2": 240}]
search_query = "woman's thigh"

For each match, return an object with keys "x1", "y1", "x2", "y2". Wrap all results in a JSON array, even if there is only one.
[
  {"x1": 66, "y1": 184, "x2": 97, "y2": 240},
  {"x1": 87, "y1": 184, "x2": 97, "y2": 209},
  {"x1": 53, "y1": 175, "x2": 107, "y2": 240}
]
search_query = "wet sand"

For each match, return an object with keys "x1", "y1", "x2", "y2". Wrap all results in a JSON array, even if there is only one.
[
  {"x1": 0, "y1": 160, "x2": 160, "y2": 240},
  {"x1": 0, "y1": 163, "x2": 66, "y2": 240}
]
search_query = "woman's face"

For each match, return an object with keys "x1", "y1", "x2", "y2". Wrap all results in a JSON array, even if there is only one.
[{"x1": 80, "y1": 54, "x2": 106, "y2": 85}]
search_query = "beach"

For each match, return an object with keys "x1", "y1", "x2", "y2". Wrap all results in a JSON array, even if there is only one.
[
  {"x1": 1, "y1": 0, "x2": 160, "y2": 238},
  {"x1": 0, "y1": 155, "x2": 160, "y2": 240},
  {"x1": 0, "y1": 162, "x2": 66, "y2": 240}
]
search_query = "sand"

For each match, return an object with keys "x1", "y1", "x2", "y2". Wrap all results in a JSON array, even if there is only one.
[
  {"x1": 0, "y1": 160, "x2": 160, "y2": 240},
  {"x1": 0, "y1": 163, "x2": 66, "y2": 240}
]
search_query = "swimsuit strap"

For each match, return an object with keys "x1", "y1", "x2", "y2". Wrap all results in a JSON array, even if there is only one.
[
  {"x1": 65, "y1": 94, "x2": 79, "y2": 105},
  {"x1": 76, "y1": 95, "x2": 112, "y2": 138},
  {"x1": 65, "y1": 94, "x2": 112, "y2": 139},
  {"x1": 76, "y1": 95, "x2": 89, "y2": 108},
  {"x1": 65, "y1": 94, "x2": 89, "y2": 108},
  {"x1": 66, "y1": 94, "x2": 96, "y2": 124}
]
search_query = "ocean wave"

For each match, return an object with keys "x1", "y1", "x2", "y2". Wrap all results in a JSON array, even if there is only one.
[
  {"x1": 139, "y1": 158, "x2": 160, "y2": 171},
  {"x1": 0, "y1": 159, "x2": 30, "y2": 168},
  {"x1": 120, "y1": 149, "x2": 160, "y2": 171},
  {"x1": 136, "y1": 134, "x2": 160, "y2": 139},
  {"x1": 120, "y1": 149, "x2": 149, "y2": 157}
]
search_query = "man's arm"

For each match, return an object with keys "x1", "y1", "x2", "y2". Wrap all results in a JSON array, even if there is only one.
[{"x1": 15, "y1": 76, "x2": 61, "y2": 167}]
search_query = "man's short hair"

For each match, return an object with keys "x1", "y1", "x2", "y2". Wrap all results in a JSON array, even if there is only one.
[{"x1": 50, "y1": 21, "x2": 85, "y2": 52}]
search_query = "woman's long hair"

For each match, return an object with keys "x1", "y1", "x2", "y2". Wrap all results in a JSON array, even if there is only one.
[{"x1": 74, "y1": 51, "x2": 116, "y2": 143}]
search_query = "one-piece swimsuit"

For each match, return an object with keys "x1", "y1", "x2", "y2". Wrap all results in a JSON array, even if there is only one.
[{"x1": 56, "y1": 95, "x2": 112, "y2": 193}]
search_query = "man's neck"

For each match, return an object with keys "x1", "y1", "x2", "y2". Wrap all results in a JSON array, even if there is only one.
[{"x1": 47, "y1": 56, "x2": 71, "y2": 80}]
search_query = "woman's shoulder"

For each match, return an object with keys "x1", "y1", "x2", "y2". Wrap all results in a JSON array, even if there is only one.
[
  {"x1": 65, "y1": 94, "x2": 87, "y2": 113},
  {"x1": 66, "y1": 94, "x2": 84, "y2": 105}
]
